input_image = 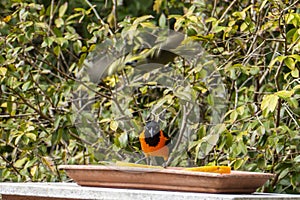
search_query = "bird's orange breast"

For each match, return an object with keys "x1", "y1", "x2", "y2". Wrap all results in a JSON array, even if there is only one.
[{"x1": 139, "y1": 130, "x2": 169, "y2": 161}]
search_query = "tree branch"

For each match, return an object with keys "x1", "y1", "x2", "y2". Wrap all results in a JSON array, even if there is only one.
[{"x1": 84, "y1": 0, "x2": 114, "y2": 36}]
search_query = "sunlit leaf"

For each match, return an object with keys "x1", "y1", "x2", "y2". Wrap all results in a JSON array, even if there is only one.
[
  {"x1": 0, "y1": 67, "x2": 7, "y2": 76},
  {"x1": 59, "y1": 2, "x2": 68, "y2": 18},
  {"x1": 133, "y1": 15, "x2": 154, "y2": 25},
  {"x1": 261, "y1": 94, "x2": 279, "y2": 114},
  {"x1": 110, "y1": 120, "x2": 118, "y2": 131},
  {"x1": 118, "y1": 132, "x2": 128, "y2": 148},
  {"x1": 14, "y1": 157, "x2": 28, "y2": 168},
  {"x1": 278, "y1": 168, "x2": 289, "y2": 180},
  {"x1": 276, "y1": 90, "x2": 294, "y2": 99},
  {"x1": 291, "y1": 68, "x2": 299, "y2": 78},
  {"x1": 159, "y1": 13, "x2": 166, "y2": 28},
  {"x1": 30, "y1": 165, "x2": 38, "y2": 177},
  {"x1": 284, "y1": 57, "x2": 295, "y2": 70},
  {"x1": 234, "y1": 158, "x2": 244, "y2": 169},
  {"x1": 294, "y1": 155, "x2": 300, "y2": 162},
  {"x1": 55, "y1": 18, "x2": 64, "y2": 28},
  {"x1": 153, "y1": 0, "x2": 163, "y2": 13}
]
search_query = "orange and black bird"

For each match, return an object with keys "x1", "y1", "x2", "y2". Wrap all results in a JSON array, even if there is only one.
[{"x1": 139, "y1": 121, "x2": 170, "y2": 162}]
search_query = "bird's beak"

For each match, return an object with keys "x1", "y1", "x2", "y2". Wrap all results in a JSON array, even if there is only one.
[{"x1": 149, "y1": 127, "x2": 154, "y2": 137}]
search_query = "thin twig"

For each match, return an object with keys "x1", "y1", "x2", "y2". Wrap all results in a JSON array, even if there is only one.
[
  {"x1": 165, "y1": 104, "x2": 187, "y2": 166},
  {"x1": 242, "y1": 40, "x2": 266, "y2": 65},
  {"x1": 219, "y1": 0, "x2": 237, "y2": 22},
  {"x1": 84, "y1": 0, "x2": 114, "y2": 36},
  {"x1": 234, "y1": 80, "x2": 238, "y2": 109},
  {"x1": 259, "y1": 42, "x2": 279, "y2": 85},
  {"x1": 26, "y1": 53, "x2": 112, "y2": 99},
  {"x1": 112, "y1": 0, "x2": 118, "y2": 30},
  {"x1": 0, "y1": 113, "x2": 38, "y2": 118},
  {"x1": 48, "y1": 0, "x2": 55, "y2": 35},
  {"x1": 0, "y1": 155, "x2": 23, "y2": 178},
  {"x1": 211, "y1": 0, "x2": 217, "y2": 17},
  {"x1": 29, "y1": 70, "x2": 55, "y2": 108},
  {"x1": 165, "y1": 102, "x2": 194, "y2": 166},
  {"x1": 108, "y1": 81, "x2": 135, "y2": 129},
  {"x1": 283, "y1": 103, "x2": 300, "y2": 129},
  {"x1": 274, "y1": 1, "x2": 293, "y2": 127},
  {"x1": 7, "y1": 86, "x2": 54, "y2": 123},
  {"x1": 69, "y1": 131, "x2": 93, "y2": 146}
]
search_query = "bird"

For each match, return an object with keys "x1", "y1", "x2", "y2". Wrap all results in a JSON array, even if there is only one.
[
  {"x1": 125, "y1": 48, "x2": 178, "y2": 68},
  {"x1": 139, "y1": 121, "x2": 170, "y2": 164}
]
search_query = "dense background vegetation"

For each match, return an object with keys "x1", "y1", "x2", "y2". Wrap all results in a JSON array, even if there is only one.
[{"x1": 0, "y1": 0, "x2": 300, "y2": 194}]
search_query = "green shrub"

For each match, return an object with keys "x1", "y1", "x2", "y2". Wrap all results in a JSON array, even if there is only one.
[{"x1": 0, "y1": 0, "x2": 299, "y2": 193}]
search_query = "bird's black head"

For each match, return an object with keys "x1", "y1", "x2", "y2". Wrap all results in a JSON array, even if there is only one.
[{"x1": 145, "y1": 121, "x2": 160, "y2": 138}]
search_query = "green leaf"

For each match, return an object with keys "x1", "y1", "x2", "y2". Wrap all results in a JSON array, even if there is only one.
[
  {"x1": 277, "y1": 55, "x2": 286, "y2": 62},
  {"x1": 240, "y1": 22, "x2": 248, "y2": 32},
  {"x1": 261, "y1": 94, "x2": 279, "y2": 114},
  {"x1": 139, "y1": 85, "x2": 148, "y2": 94},
  {"x1": 295, "y1": 155, "x2": 300, "y2": 162},
  {"x1": 73, "y1": 40, "x2": 82, "y2": 55},
  {"x1": 207, "y1": 94, "x2": 214, "y2": 106},
  {"x1": 230, "y1": 110, "x2": 238, "y2": 123},
  {"x1": 257, "y1": 158, "x2": 266, "y2": 169},
  {"x1": 206, "y1": 134, "x2": 220, "y2": 146},
  {"x1": 14, "y1": 157, "x2": 28, "y2": 168},
  {"x1": 174, "y1": 86, "x2": 191, "y2": 101},
  {"x1": 52, "y1": 128, "x2": 63, "y2": 145},
  {"x1": 249, "y1": 65, "x2": 260, "y2": 75},
  {"x1": 35, "y1": 22, "x2": 47, "y2": 29},
  {"x1": 291, "y1": 68, "x2": 299, "y2": 78},
  {"x1": 110, "y1": 120, "x2": 118, "y2": 131},
  {"x1": 225, "y1": 132, "x2": 233, "y2": 147},
  {"x1": 22, "y1": 81, "x2": 32, "y2": 91},
  {"x1": 118, "y1": 132, "x2": 128, "y2": 148},
  {"x1": 0, "y1": 67, "x2": 7, "y2": 76},
  {"x1": 30, "y1": 165, "x2": 38, "y2": 177},
  {"x1": 159, "y1": 13, "x2": 166, "y2": 28},
  {"x1": 54, "y1": 116, "x2": 62, "y2": 131},
  {"x1": 59, "y1": 2, "x2": 68, "y2": 18},
  {"x1": 15, "y1": 134, "x2": 23, "y2": 145},
  {"x1": 284, "y1": 57, "x2": 295, "y2": 70},
  {"x1": 234, "y1": 158, "x2": 244, "y2": 169},
  {"x1": 99, "y1": 118, "x2": 111, "y2": 123},
  {"x1": 290, "y1": 54, "x2": 300, "y2": 61},
  {"x1": 212, "y1": 123, "x2": 226, "y2": 135},
  {"x1": 24, "y1": 158, "x2": 38, "y2": 169},
  {"x1": 205, "y1": 17, "x2": 217, "y2": 23},
  {"x1": 268, "y1": 57, "x2": 278, "y2": 70},
  {"x1": 276, "y1": 90, "x2": 294, "y2": 99},
  {"x1": 41, "y1": 37, "x2": 54, "y2": 48},
  {"x1": 153, "y1": 0, "x2": 163, "y2": 13},
  {"x1": 53, "y1": 46, "x2": 61, "y2": 56},
  {"x1": 55, "y1": 37, "x2": 68, "y2": 46},
  {"x1": 286, "y1": 97, "x2": 298, "y2": 109},
  {"x1": 25, "y1": 46, "x2": 34, "y2": 52},
  {"x1": 278, "y1": 168, "x2": 289, "y2": 180},
  {"x1": 41, "y1": 157, "x2": 54, "y2": 172},
  {"x1": 133, "y1": 15, "x2": 154, "y2": 25},
  {"x1": 259, "y1": 0, "x2": 268, "y2": 11},
  {"x1": 26, "y1": 133, "x2": 37, "y2": 141},
  {"x1": 232, "y1": 11, "x2": 246, "y2": 20},
  {"x1": 55, "y1": 18, "x2": 64, "y2": 28},
  {"x1": 213, "y1": 26, "x2": 226, "y2": 33}
]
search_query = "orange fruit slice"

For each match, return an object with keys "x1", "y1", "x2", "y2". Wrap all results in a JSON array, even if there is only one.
[{"x1": 184, "y1": 166, "x2": 231, "y2": 174}]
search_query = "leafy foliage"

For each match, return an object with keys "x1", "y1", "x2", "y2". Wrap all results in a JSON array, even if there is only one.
[{"x1": 0, "y1": 0, "x2": 300, "y2": 194}]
